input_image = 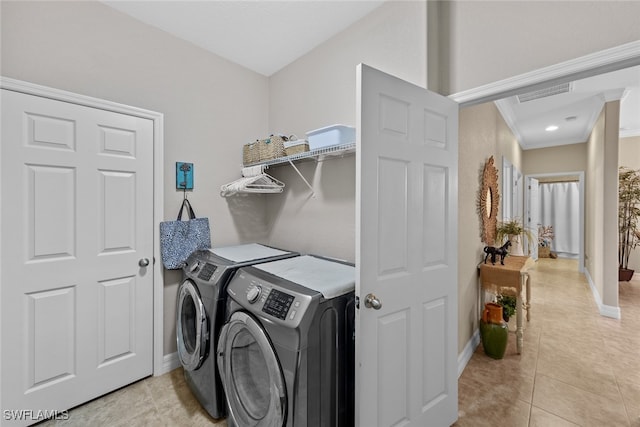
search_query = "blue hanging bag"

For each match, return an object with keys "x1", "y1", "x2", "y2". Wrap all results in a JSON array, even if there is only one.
[{"x1": 159, "y1": 199, "x2": 211, "y2": 269}]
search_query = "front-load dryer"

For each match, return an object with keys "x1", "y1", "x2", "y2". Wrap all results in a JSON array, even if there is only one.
[
  {"x1": 177, "y1": 243, "x2": 298, "y2": 419},
  {"x1": 217, "y1": 255, "x2": 355, "y2": 427}
]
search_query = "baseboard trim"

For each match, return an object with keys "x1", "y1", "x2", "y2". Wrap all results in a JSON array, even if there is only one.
[
  {"x1": 584, "y1": 268, "x2": 621, "y2": 319},
  {"x1": 600, "y1": 303, "x2": 621, "y2": 319},
  {"x1": 458, "y1": 328, "x2": 480, "y2": 378},
  {"x1": 155, "y1": 352, "x2": 180, "y2": 376}
]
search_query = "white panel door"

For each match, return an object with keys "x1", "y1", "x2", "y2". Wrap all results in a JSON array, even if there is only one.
[
  {"x1": 1, "y1": 89, "x2": 153, "y2": 425},
  {"x1": 526, "y1": 177, "x2": 540, "y2": 260},
  {"x1": 355, "y1": 64, "x2": 458, "y2": 426},
  {"x1": 514, "y1": 168, "x2": 523, "y2": 221}
]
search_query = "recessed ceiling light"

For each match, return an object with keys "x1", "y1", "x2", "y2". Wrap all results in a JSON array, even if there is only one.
[{"x1": 545, "y1": 125, "x2": 559, "y2": 132}]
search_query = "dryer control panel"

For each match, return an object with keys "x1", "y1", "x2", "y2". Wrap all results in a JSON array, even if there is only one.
[
  {"x1": 228, "y1": 270, "x2": 316, "y2": 328},
  {"x1": 262, "y1": 288, "x2": 295, "y2": 320}
]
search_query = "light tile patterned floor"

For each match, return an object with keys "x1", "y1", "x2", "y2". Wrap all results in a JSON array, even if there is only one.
[
  {"x1": 38, "y1": 258, "x2": 639, "y2": 426},
  {"x1": 37, "y1": 368, "x2": 226, "y2": 427},
  {"x1": 455, "y1": 258, "x2": 640, "y2": 427}
]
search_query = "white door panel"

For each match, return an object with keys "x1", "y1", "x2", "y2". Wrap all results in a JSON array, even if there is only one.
[
  {"x1": 356, "y1": 65, "x2": 458, "y2": 426},
  {"x1": 526, "y1": 177, "x2": 540, "y2": 260},
  {"x1": 1, "y1": 90, "x2": 153, "y2": 425}
]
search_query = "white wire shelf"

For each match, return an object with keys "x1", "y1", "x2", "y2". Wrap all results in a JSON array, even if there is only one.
[{"x1": 244, "y1": 142, "x2": 356, "y2": 168}]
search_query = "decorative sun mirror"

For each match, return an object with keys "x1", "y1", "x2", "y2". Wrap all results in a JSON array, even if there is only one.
[{"x1": 479, "y1": 156, "x2": 500, "y2": 245}]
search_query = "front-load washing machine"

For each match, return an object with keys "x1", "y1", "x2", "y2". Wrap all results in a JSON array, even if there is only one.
[
  {"x1": 217, "y1": 255, "x2": 355, "y2": 427},
  {"x1": 176, "y1": 243, "x2": 298, "y2": 419}
]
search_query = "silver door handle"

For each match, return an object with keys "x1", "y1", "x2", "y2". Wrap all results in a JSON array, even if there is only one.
[
  {"x1": 364, "y1": 293, "x2": 382, "y2": 310},
  {"x1": 139, "y1": 258, "x2": 150, "y2": 267}
]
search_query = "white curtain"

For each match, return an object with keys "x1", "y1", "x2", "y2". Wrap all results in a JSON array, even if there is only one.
[{"x1": 539, "y1": 182, "x2": 580, "y2": 257}]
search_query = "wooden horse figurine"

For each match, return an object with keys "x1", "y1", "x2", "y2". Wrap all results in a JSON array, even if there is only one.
[{"x1": 483, "y1": 240, "x2": 512, "y2": 265}]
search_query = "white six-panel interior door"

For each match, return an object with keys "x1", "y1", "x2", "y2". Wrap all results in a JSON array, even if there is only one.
[
  {"x1": 1, "y1": 88, "x2": 154, "y2": 426},
  {"x1": 356, "y1": 64, "x2": 459, "y2": 426}
]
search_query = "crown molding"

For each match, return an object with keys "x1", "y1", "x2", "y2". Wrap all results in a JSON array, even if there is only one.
[{"x1": 449, "y1": 40, "x2": 640, "y2": 107}]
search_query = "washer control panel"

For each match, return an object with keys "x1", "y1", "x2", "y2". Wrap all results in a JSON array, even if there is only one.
[
  {"x1": 197, "y1": 262, "x2": 218, "y2": 281},
  {"x1": 185, "y1": 256, "x2": 222, "y2": 283},
  {"x1": 229, "y1": 270, "x2": 315, "y2": 327}
]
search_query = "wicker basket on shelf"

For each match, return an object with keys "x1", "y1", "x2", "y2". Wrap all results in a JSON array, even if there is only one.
[
  {"x1": 258, "y1": 135, "x2": 286, "y2": 162},
  {"x1": 242, "y1": 141, "x2": 260, "y2": 166},
  {"x1": 284, "y1": 140, "x2": 310, "y2": 156}
]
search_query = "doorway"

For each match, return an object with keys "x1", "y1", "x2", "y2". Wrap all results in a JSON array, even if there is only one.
[
  {"x1": 451, "y1": 42, "x2": 640, "y2": 320},
  {"x1": 525, "y1": 172, "x2": 585, "y2": 272}
]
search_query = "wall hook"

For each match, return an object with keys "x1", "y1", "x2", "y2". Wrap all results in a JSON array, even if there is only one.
[{"x1": 176, "y1": 162, "x2": 194, "y2": 193}]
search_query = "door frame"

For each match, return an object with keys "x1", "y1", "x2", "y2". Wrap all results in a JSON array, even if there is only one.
[
  {"x1": 0, "y1": 77, "x2": 165, "y2": 376},
  {"x1": 524, "y1": 172, "x2": 585, "y2": 272}
]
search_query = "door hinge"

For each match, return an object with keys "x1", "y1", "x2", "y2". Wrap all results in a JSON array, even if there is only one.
[{"x1": 355, "y1": 296, "x2": 360, "y2": 309}]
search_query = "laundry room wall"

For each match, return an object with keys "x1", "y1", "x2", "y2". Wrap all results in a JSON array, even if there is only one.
[
  {"x1": 1, "y1": 0, "x2": 271, "y2": 356},
  {"x1": 265, "y1": 0, "x2": 427, "y2": 262},
  {"x1": 437, "y1": 1, "x2": 640, "y2": 94}
]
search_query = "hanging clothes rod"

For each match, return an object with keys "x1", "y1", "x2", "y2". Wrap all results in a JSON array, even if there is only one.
[{"x1": 220, "y1": 165, "x2": 285, "y2": 197}]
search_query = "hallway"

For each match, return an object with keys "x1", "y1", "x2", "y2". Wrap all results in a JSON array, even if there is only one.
[{"x1": 456, "y1": 258, "x2": 640, "y2": 426}]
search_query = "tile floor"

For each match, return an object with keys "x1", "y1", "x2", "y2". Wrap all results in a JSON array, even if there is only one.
[
  {"x1": 38, "y1": 367, "x2": 227, "y2": 427},
  {"x1": 455, "y1": 258, "x2": 640, "y2": 427},
  {"x1": 38, "y1": 258, "x2": 639, "y2": 426}
]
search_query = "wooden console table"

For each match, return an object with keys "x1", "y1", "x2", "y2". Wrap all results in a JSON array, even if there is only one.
[{"x1": 478, "y1": 255, "x2": 534, "y2": 354}]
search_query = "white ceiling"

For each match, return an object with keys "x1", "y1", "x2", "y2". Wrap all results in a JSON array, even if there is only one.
[
  {"x1": 495, "y1": 65, "x2": 640, "y2": 150},
  {"x1": 101, "y1": 0, "x2": 386, "y2": 76},
  {"x1": 102, "y1": 1, "x2": 640, "y2": 150}
]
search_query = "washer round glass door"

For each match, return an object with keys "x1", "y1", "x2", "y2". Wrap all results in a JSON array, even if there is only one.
[
  {"x1": 218, "y1": 311, "x2": 286, "y2": 427},
  {"x1": 176, "y1": 279, "x2": 208, "y2": 371}
]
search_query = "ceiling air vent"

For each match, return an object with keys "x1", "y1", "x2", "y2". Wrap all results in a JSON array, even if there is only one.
[{"x1": 517, "y1": 82, "x2": 572, "y2": 103}]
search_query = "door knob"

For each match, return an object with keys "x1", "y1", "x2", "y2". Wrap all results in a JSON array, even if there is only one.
[
  {"x1": 139, "y1": 258, "x2": 150, "y2": 267},
  {"x1": 364, "y1": 293, "x2": 382, "y2": 310}
]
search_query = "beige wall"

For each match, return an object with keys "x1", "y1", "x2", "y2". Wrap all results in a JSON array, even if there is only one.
[
  {"x1": 458, "y1": 102, "x2": 521, "y2": 353},
  {"x1": 440, "y1": 1, "x2": 640, "y2": 94},
  {"x1": 1, "y1": 1, "x2": 271, "y2": 355},
  {"x1": 269, "y1": 1, "x2": 426, "y2": 139},
  {"x1": 585, "y1": 103, "x2": 620, "y2": 309},
  {"x1": 619, "y1": 136, "x2": 640, "y2": 272},
  {"x1": 522, "y1": 144, "x2": 588, "y2": 176},
  {"x1": 603, "y1": 102, "x2": 620, "y2": 307},
  {"x1": 265, "y1": 0, "x2": 427, "y2": 262}
]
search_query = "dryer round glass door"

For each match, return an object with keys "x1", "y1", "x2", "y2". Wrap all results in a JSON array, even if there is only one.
[
  {"x1": 176, "y1": 279, "x2": 208, "y2": 371},
  {"x1": 218, "y1": 311, "x2": 286, "y2": 427}
]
